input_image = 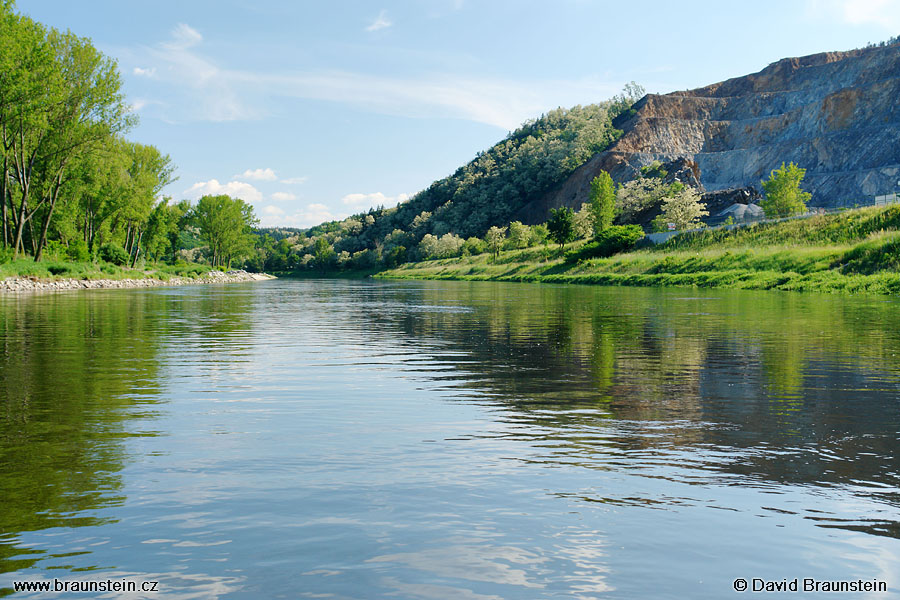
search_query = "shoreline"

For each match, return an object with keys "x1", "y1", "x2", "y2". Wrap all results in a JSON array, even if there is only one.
[
  {"x1": 375, "y1": 268, "x2": 900, "y2": 296},
  {"x1": 372, "y1": 206, "x2": 900, "y2": 297},
  {"x1": 0, "y1": 269, "x2": 276, "y2": 293}
]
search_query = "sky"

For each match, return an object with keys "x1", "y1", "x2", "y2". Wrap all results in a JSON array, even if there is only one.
[{"x1": 14, "y1": 0, "x2": 900, "y2": 228}]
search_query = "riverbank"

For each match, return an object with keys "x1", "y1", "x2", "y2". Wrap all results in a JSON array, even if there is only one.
[
  {"x1": 376, "y1": 205, "x2": 900, "y2": 295},
  {"x1": 0, "y1": 269, "x2": 275, "y2": 293}
]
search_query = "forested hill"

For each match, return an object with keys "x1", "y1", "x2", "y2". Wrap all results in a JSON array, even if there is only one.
[{"x1": 318, "y1": 90, "x2": 642, "y2": 258}]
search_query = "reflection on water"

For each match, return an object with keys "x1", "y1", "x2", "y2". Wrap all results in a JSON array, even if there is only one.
[
  {"x1": 0, "y1": 292, "x2": 169, "y2": 572},
  {"x1": 1, "y1": 280, "x2": 899, "y2": 598}
]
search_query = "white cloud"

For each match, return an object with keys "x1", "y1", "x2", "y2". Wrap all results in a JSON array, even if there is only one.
[
  {"x1": 259, "y1": 203, "x2": 336, "y2": 228},
  {"x1": 145, "y1": 23, "x2": 256, "y2": 122},
  {"x1": 305, "y1": 203, "x2": 332, "y2": 218},
  {"x1": 133, "y1": 66, "x2": 156, "y2": 77},
  {"x1": 341, "y1": 191, "x2": 410, "y2": 210},
  {"x1": 262, "y1": 205, "x2": 285, "y2": 217},
  {"x1": 185, "y1": 179, "x2": 263, "y2": 204},
  {"x1": 128, "y1": 98, "x2": 166, "y2": 115},
  {"x1": 366, "y1": 9, "x2": 392, "y2": 32},
  {"x1": 133, "y1": 23, "x2": 619, "y2": 129},
  {"x1": 235, "y1": 70, "x2": 617, "y2": 130},
  {"x1": 280, "y1": 176, "x2": 308, "y2": 185},
  {"x1": 166, "y1": 23, "x2": 203, "y2": 49},
  {"x1": 258, "y1": 193, "x2": 410, "y2": 228},
  {"x1": 236, "y1": 168, "x2": 278, "y2": 181},
  {"x1": 806, "y1": 0, "x2": 900, "y2": 29}
]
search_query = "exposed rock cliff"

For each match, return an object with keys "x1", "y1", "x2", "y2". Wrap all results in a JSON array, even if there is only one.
[{"x1": 515, "y1": 44, "x2": 900, "y2": 223}]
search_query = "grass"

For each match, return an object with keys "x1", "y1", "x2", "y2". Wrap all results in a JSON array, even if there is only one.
[
  {"x1": 0, "y1": 258, "x2": 214, "y2": 282},
  {"x1": 376, "y1": 205, "x2": 900, "y2": 296},
  {"x1": 657, "y1": 205, "x2": 900, "y2": 250}
]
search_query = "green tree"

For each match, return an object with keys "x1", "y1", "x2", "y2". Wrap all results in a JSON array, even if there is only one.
[
  {"x1": 189, "y1": 194, "x2": 258, "y2": 268},
  {"x1": 0, "y1": 6, "x2": 135, "y2": 260},
  {"x1": 484, "y1": 225, "x2": 507, "y2": 259},
  {"x1": 589, "y1": 170, "x2": 616, "y2": 236},
  {"x1": 36, "y1": 31, "x2": 134, "y2": 261},
  {"x1": 143, "y1": 199, "x2": 187, "y2": 262},
  {"x1": 119, "y1": 142, "x2": 176, "y2": 265},
  {"x1": 547, "y1": 207, "x2": 575, "y2": 248},
  {"x1": 574, "y1": 203, "x2": 593, "y2": 239},
  {"x1": 760, "y1": 162, "x2": 811, "y2": 218},
  {"x1": 507, "y1": 221, "x2": 531, "y2": 249},
  {"x1": 529, "y1": 224, "x2": 549, "y2": 247},
  {"x1": 461, "y1": 236, "x2": 486, "y2": 256},
  {"x1": 312, "y1": 237, "x2": 335, "y2": 271}
]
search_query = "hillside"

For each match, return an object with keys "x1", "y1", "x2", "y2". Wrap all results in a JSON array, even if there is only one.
[
  {"x1": 517, "y1": 44, "x2": 900, "y2": 222},
  {"x1": 283, "y1": 42, "x2": 900, "y2": 275},
  {"x1": 315, "y1": 98, "x2": 638, "y2": 259}
]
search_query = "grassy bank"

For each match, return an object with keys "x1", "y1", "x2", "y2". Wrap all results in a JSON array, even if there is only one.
[
  {"x1": 0, "y1": 259, "x2": 213, "y2": 282},
  {"x1": 376, "y1": 205, "x2": 900, "y2": 295}
]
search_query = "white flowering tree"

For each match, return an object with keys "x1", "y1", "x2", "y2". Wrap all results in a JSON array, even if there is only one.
[{"x1": 652, "y1": 187, "x2": 709, "y2": 231}]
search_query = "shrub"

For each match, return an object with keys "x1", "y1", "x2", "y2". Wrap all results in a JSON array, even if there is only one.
[
  {"x1": 47, "y1": 264, "x2": 71, "y2": 276},
  {"x1": 760, "y1": 162, "x2": 811, "y2": 218},
  {"x1": 462, "y1": 237, "x2": 487, "y2": 256},
  {"x1": 65, "y1": 239, "x2": 90, "y2": 262},
  {"x1": 99, "y1": 243, "x2": 129, "y2": 266},
  {"x1": 44, "y1": 240, "x2": 67, "y2": 260},
  {"x1": 565, "y1": 225, "x2": 644, "y2": 261}
]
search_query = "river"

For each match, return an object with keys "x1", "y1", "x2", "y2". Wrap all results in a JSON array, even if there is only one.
[{"x1": 1, "y1": 279, "x2": 898, "y2": 598}]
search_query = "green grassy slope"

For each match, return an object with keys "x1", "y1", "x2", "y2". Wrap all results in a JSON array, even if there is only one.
[{"x1": 376, "y1": 205, "x2": 900, "y2": 295}]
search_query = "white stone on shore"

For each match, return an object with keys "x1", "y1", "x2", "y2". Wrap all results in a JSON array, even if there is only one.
[{"x1": 0, "y1": 270, "x2": 276, "y2": 293}]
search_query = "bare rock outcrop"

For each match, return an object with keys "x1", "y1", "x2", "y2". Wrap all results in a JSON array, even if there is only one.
[{"x1": 514, "y1": 44, "x2": 900, "y2": 223}]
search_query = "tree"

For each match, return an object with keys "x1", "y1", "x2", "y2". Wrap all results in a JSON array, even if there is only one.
[
  {"x1": 547, "y1": 207, "x2": 575, "y2": 248},
  {"x1": 507, "y1": 221, "x2": 531, "y2": 249},
  {"x1": 760, "y1": 162, "x2": 811, "y2": 218},
  {"x1": 418, "y1": 233, "x2": 439, "y2": 260},
  {"x1": 529, "y1": 224, "x2": 549, "y2": 247},
  {"x1": 574, "y1": 203, "x2": 593, "y2": 239},
  {"x1": 484, "y1": 225, "x2": 507, "y2": 259},
  {"x1": 461, "y1": 236, "x2": 486, "y2": 256},
  {"x1": 37, "y1": 32, "x2": 135, "y2": 261},
  {"x1": 312, "y1": 237, "x2": 335, "y2": 271},
  {"x1": 189, "y1": 194, "x2": 258, "y2": 268},
  {"x1": 143, "y1": 198, "x2": 187, "y2": 263},
  {"x1": 589, "y1": 170, "x2": 616, "y2": 236},
  {"x1": 0, "y1": 10, "x2": 57, "y2": 257},
  {"x1": 119, "y1": 142, "x2": 176, "y2": 265},
  {"x1": 616, "y1": 177, "x2": 681, "y2": 225},
  {"x1": 652, "y1": 187, "x2": 709, "y2": 231},
  {"x1": 0, "y1": 6, "x2": 135, "y2": 260}
]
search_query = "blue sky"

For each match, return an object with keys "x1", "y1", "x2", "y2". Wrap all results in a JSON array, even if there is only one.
[{"x1": 15, "y1": 0, "x2": 900, "y2": 227}]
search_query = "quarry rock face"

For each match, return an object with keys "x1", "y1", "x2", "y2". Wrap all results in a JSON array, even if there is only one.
[{"x1": 515, "y1": 44, "x2": 900, "y2": 223}]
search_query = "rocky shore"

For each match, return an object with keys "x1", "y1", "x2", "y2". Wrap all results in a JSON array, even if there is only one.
[{"x1": 0, "y1": 269, "x2": 276, "y2": 293}]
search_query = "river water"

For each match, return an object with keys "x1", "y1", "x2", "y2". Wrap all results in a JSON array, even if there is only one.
[{"x1": 0, "y1": 279, "x2": 898, "y2": 598}]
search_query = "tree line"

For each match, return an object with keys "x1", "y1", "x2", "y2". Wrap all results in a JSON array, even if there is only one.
[
  {"x1": 248, "y1": 158, "x2": 812, "y2": 273},
  {"x1": 0, "y1": 2, "x2": 258, "y2": 270}
]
